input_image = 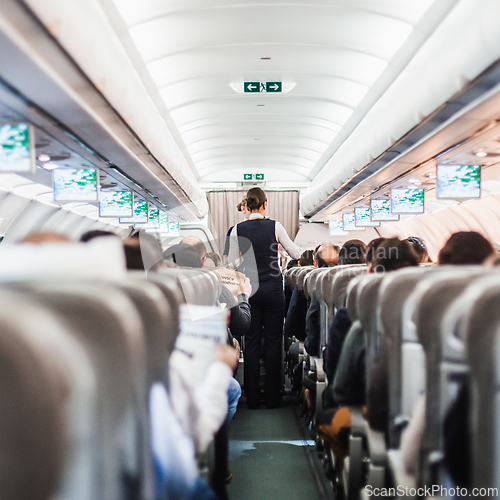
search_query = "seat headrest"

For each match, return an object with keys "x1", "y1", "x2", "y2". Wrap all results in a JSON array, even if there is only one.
[
  {"x1": 332, "y1": 266, "x2": 367, "y2": 310},
  {"x1": 0, "y1": 238, "x2": 126, "y2": 282}
]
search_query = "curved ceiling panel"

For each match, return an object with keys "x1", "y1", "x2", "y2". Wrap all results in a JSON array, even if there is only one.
[{"x1": 107, "y1": 0, "x2": 439, "y2": 190}]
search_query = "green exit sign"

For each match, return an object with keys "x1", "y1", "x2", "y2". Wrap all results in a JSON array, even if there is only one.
[
  {"x1": 244, "y1": 82, "x2": 282, "y2": 93},
  {"x1": 243, "y1": 174, "x2": 265, "y2": 181}
]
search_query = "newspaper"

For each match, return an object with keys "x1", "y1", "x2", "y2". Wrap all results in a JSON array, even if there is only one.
[
  {"x1": 215, "y1": 268, "x2": 246, "y2": 298},
  {"x1": 174, "y1": 304, "x2": 229, "y2": 385}
]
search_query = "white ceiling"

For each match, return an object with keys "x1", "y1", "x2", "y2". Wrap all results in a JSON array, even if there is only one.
[{"x1": 109, "y1": 0, "x2": 440, "y2": 187}]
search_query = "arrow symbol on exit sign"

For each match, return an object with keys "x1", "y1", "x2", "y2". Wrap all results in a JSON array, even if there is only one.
[{"x1": 247, "y1": 83, "x2": 257, "y2": 91}]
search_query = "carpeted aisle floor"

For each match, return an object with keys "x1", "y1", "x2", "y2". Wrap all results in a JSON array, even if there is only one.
[{"x1": 227, "y1": 395, "x2": 332, "y2": 500}]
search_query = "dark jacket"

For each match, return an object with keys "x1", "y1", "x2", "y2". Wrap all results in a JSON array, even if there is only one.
[
  {"x1": 324, "y1": 308, "x2": 352, "y2": 383},
  {"x1": 304, "y1": 291, "x2": 321, "y2": 356},
  {"x1": 219, "y1": 285, "x2": 251, "y2": 342},
  {"x1": 284, "y1": 285, "x2": 308, "y2": 341},
  {"x1": 324, "y1": 320, "x2": 366, "y2": 409}
]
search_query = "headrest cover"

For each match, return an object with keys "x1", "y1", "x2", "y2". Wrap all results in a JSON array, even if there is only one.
[{"x1": 0, "y1": 238, "x2": 127, "y2": 282}]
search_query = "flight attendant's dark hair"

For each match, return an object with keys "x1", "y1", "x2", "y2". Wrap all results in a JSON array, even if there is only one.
[{"x1": 246, "y1": 187, "x2": 267, "y2": 211}]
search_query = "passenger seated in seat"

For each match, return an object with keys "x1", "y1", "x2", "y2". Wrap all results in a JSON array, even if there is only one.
[
  {"x1": 284, "y1": 249, "x2": 316, "y2": 344},
  {"x1": 405, "y1": 236, "x2": 432, "y2": 264},
  {"x1": 323, "y1": 239, "x2": 386, "y2": 386},
  {"x1": 399, "y1": 232, "x2": 494, "y2": 479},
  {"x1": 304, "y1": 241, "x2": 365, "y2": 358},
  {"x1": 318, "y1": 238, "x2": 418, "y2": 468}
]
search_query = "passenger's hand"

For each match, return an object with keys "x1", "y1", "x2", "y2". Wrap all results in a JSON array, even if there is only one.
[
  {"x1": 238, "y1": 277, "x2": 252, "y2": 296},
  {"x1": 232, "y1": 338, "x2": 240, "y2": 352},
  {"x1": 215, "y1": 343, "x2": 239, "y2": 371}
]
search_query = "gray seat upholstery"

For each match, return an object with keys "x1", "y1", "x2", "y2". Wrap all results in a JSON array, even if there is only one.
[
  {"x1": 453, "y1": 274, "x2": 500, "y2": 493},
  {"x1": 19, "y1": 282, "x2": 145, "y2": 500},
  {"x1": 0, "y1": 289, "x2": 99, "y2": 500},
  {"x1": 0, "y1": 292, "x2": 68, "y2": 500},
  {"x1": 332, "y1": 266, "x2": 368, "y2": 311},
  {"x1": 376, "y1": 267, "x2": 431, "y2": 447},
  {"x1": 297, "y1": 266, "x2": 316, "y2": 291},
  {"x1": 345, "y1": 275, "x2": 366, "y2": 322},
  {"x1": 408, "y1": 267, "x2": 486, "y2": 486}
]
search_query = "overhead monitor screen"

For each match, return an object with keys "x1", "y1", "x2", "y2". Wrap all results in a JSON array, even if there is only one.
[
  {"x1": 169, "y1": 221, "x2": 180, "y2": 236},
  {"x1": 160, "y1": 212, "x2": 169, "y2": 231},
  {"x1": 53, "y1": 168, "x2": 99, "y2": 202},
  {"x1": 99, "y1": 190, "x2": 133, "y2": 217},
  {"x1": 391, "y1": 188, "x2": 425, "y2": 214},
  {"x1": 370, "y1": 199, "x2": 399, "y2": 221},
  {"x1": 436, "y1": 164, "x2": 481, "y2": 199},
  {"x1": 355, "y1": 206, "x2": 380, "y2": 227},
  {"x1": 134, "y1": 205, "x2": 160, "y2": 229},
  {"x1": 0, "y1": 123, "x2": 34, "y2": 173},
  {"x1": 329, "y1": 219, "x2": 348, "y2": 236},
  {"x1": 343, "y1": 213, "x2": 365, "y2": 231},
  {"x1": 120, "y1": 199, "x2": 148, "y2": 223}
]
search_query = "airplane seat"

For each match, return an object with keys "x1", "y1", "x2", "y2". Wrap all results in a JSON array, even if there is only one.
[
  {"x1": 410, "y1": 267, "x2": 486, "y2": 488},
  {"x1": 345, "y1": 275, "x2": 366, "y2": 323},
  {"x1": 288, "y1": 266, "x2": 302, "y2": 289},
  {"x1": 0, "y1": 291, "x2": 84, "y2": 500},
  {"x1": 376, "y1": 267, "x2": 432, "y2": 449},
  {"x1": 332, "y1": 266, "x2": 368, "y2": 312},
  {"x1": 458, "y1": 276, "x2": 500, "y2": 493},
  {"x1": 297, "y1": 266, "x2": 316, "y2": 291},
  {"x1": 21, "y1": 283, "x2": 147, "y2": 500},
  {"x1": 355, "y1": 274, "x2": 385, "y2": 386}
]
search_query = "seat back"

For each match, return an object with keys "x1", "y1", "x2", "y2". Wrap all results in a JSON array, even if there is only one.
[
  {"x1": 376, "y1": 267, "x2": 432, "y2": 447},
  {"x1": 409, "y1": 267, "x2": 486, "y2": 485},
  {"x1": 22, "y1": 282, "x2": 145, "y2": 500},
  {"x1": 460, "y1": 275, "x2": 500, "y2": 492},
  {"x1": 297, "y1": 266, "x2": 316, "y2": 291},
  {"x1": 303, "y1": 268, "x2": 326, "y2": 301},
  {"x1": 356, "y1": 274, "x2": 385, "y2": 385},
  {"x1": 0, "y1": 292, "x2": 69, "y2": 500},
  {"x1": 345, "y1": 274, "x2": 366, "y2": 322},
  {"x1": 332, "y1": 266, "x2": 368, "y2": 311}
]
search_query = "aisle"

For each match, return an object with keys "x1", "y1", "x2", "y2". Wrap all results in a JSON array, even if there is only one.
[{"x1": 227, "y1": 396, "x2": 331, "y2": 500}]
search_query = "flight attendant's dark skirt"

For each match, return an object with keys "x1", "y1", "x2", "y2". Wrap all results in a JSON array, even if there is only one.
[{"x1": 244, "y1": 280, "x2": 285, "y2": 408}]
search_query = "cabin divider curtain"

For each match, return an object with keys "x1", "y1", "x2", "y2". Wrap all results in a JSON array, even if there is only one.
[{"x1": 206, "y1": 190, "x2": 300, "y2": 256}]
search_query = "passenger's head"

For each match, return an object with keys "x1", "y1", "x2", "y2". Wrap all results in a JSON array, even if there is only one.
[
  {"x1": 180, "y1": 236, "x2": 207, "y2": 263},
  {"x1": 299, "y1": 249, "x2": 314, "y2": 267},
  {"x1": 365, "y1": 238, "x2": 387, "y2": 265},
  {"x1": 20, "y1": 232, "x2": 72, "y2": 244},
  {"x1": 338, "y1": 239, "x2": 367, "y2": 265},
  {"x1": 205, "y1": 252, "x2": 221, "y2": 267},
  {"x1": 164, "y1": 243, "x2": 203, "y2": 268},
  {"x1": 245, "y1": 187, "x2": 267, "y2": 214},
  {"x1": 124, "y1": 233, "x2": 164, "y2": 271},
  {"x1": 405, "y1": 236, "x2": 430, "y2": 264},
  {"x1": 287, "y1": 259, "x2": 299, "y2": 270},
  {"x1": 437, "y1": 231, "x2": 494, "y2": 265},
  {"x1": 237, "y1": 196, "x2": 249, "y2": 219},
  {"x1": 80, "y1": 230, "x2": 116, "y2": 242},
  {"x1": 315, "y1": 244, "x2": 339, "y2": 267},
  {"x1": 372, "y1": 238, "x2": 419, "y2": 273}
]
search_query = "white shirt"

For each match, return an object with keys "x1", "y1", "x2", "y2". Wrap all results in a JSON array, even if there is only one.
[
  {"x1": 228, "y1": 213, "x2": 302, "y2": 265},
  {"x1": 168, "y1": 350, "x2": 232, "y2": 455}
]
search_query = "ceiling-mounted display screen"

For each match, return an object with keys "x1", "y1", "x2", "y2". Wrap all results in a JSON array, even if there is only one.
[
  {"x1": 53, "y1": 168, "x2": 99, "y2": 202},
  {"x1": 134, "y1": 205, "x2": 160, "y2": 229},
  {"x1": 391, "y1": 188, "x2": 425, "y2": 214},
  {"x1": 160, "y1": 212, "x2": 169, "y2": 231},
  {"x1": 343, "y1": 213, "x2": 365, "y2": 231},
  {"x1": 329, "y1": 219, "x2": 348, "y2": 236},
  {"x1": 99, "y1": 190, "x2": 133, "y2": 218},
  {"x1": 436, "y1": 164, "x2": 481, "y2": 199},
  {"x1": 120, "y1": 199, "x2": 148, "y2": 223},
  {"x1": 168, "y1": 221, "x2": 180, "y2": 236},
  {"x1": 370, "y1": 199, "x2": 399, "y2": 221},
  {"x1": 355, "y1": 206, "x2": 380, "y2": 227},
  {"x1": 0, "y1": 123, "x2": 34, "y2": 173}
]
